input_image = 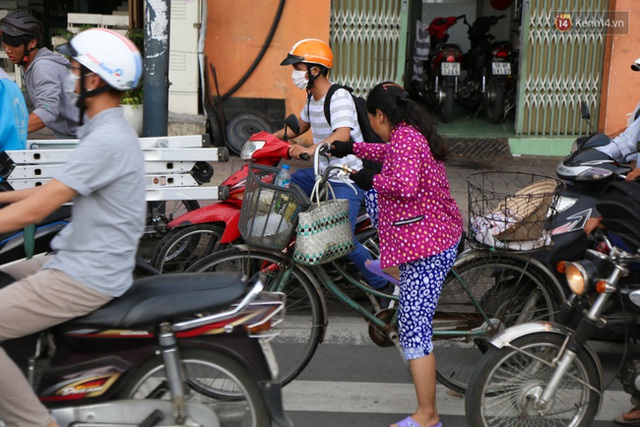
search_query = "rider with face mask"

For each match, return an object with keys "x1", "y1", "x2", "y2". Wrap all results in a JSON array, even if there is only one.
[
  {"x1": 0, "y1": 12, "x2": 80, "y2": 138},
  {"x1": 0, "y1": 28, "x2": 145, "y2": 427},
  {"x1": 274, "y1": 38, "x2": 388, "y2": 291}
]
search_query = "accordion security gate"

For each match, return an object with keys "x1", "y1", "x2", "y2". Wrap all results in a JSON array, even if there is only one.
[
  {"x1": 516, "y1": 0, "x2": 609, "y2": 137},
  {"x1": 330, "y1": 0, "x2": 403, "y2": 98}
]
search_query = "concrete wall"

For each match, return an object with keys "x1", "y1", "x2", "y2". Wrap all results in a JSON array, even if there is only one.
[
  {"x1": 600, "y1": 0, "x2": 640, "y2": 136},
  {"x1": 204, "y1": 0, "x2": 330, "y2": 137}
]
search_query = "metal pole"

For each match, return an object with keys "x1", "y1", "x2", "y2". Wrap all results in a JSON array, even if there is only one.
[{"x1": 143, "y1": 0, "x2": 171, "y2": 136}]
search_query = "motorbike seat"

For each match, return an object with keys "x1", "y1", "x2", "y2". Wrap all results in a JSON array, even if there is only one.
[{"x1": 65, "y1": 272, "x2": 247, "y2": 329}]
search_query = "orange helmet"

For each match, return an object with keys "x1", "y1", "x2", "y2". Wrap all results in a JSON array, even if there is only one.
[{"x1": 280, "y1": 38, "x2": 333, "y2": 69}]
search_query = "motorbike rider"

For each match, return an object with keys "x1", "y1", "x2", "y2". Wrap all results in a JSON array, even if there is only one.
[
  {"x1": 274, "y1": 38, "x2": 388, "y2": 291},
  {"x1": 0, "y1": 28, "x2": 145, "y2": 427},
  {"x1": 0, "y1": 12, "x2": 80, "y2": 138},
  {"x1": 0, "y1": 67, "x2": 28, "y2": 150},
  {"x1": 595, "y1": 57, "x2": 640, "y2": 182}
]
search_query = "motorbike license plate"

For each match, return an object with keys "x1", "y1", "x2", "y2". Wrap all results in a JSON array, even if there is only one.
[
  {"x1": 441, "y1": 62, "x2": 460, "y2": 76},
  {"x1": 492, "y1": 62, "x2": 511, "y2": 75}
]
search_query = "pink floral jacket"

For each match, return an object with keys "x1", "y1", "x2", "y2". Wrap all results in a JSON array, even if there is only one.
[{"x1": 353, "y1": 123, "x2": 463, "y2": 268}]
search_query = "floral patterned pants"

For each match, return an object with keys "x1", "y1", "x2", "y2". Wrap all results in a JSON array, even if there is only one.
[{"x1": 397, "y1": 243, "x2": 458, "y2": 360}]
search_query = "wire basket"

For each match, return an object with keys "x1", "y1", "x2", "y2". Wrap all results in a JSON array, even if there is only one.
[
  {"x1": 468, "y1": 171, "x2": 565, "y2": 251},
  {"x1": 238, "y1": 164, "x2": 311, "y2": 251}
]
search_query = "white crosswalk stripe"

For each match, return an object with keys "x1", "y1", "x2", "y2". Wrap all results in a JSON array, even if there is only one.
[{"x1": 283, "y1": 315, "x2": 632, "y2": 423}]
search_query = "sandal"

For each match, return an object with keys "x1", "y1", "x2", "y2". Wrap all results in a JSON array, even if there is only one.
[
  {"x1": 614, "y1": 406, "x2": 640, "y2": 425},
  {"x1": 365, "y1": 259, "x2": 399, "y2": 286},
  {"x1": 391, "y1": 416, "x2": 442, "y2": 427}
]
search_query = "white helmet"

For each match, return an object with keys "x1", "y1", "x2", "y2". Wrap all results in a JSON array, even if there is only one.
[
  {"x1": 57, "y1": 28, "x2": 142, "y2": 91},
  {"x1": 632, "y1": 57, "x2": 640, "y2": 72}
]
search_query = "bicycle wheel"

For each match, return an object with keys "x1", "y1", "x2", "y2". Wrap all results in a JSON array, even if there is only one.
[
  {"x1": 152, "y1": 224, "x2": 225, "y2": 273},
  {"x1": 119, "y1": 349, "x2": 270, "y2": 427},
  {"x1": 186, "y1": 248, "x2": 324, "y2": 386},
  {"x1": 433, "y1": 252, "x2": 559, "y2": 394},
  {"x1": 138, "y1": 200, "x2": 200, "y2": 263},
  {"x1": 465, "y1": 332, "x2": 601, "y2": 426}
]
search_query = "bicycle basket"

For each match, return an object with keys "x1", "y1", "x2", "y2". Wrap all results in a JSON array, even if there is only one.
[
  {"x1": 468, "y1": 171, "x2": 565, "y2": 251},
  {"x1": 239, "y1": 164, "x2": 311, "y2": 250}
]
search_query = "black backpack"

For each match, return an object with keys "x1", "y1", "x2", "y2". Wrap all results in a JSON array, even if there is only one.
[{"x1": 308, "y1": 84, "x2": 384, "y2": 173}]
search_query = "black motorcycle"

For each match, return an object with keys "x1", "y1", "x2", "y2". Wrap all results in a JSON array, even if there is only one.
[
  {"x1": 466, "y1": 196, "x2": 640, "y2": 426},
  {"x1": 457, "y1": 15, "x2": 515, "y2": 123},
  {"x1": 1, "y1": 272, "x2": 291, "y2": 427},
  {"x1": 420, "y1": 15, "x2": 466, "y2": 123}
]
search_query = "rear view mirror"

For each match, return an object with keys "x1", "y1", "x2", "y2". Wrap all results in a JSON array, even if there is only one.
[
  {"x1": 284, "y1": 114, "x2": 300, "y2": 137},
  {"x1": 581, "y1": 101, "x2": 591, "y2": 120}
]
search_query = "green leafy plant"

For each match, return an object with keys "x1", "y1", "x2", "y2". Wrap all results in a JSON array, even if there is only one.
[{"x1": 120, "y1": 28, "x2": 144, "y2": 106}]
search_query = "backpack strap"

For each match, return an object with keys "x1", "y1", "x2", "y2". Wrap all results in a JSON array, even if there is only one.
[{"x1": 324, "y1": 84, "x2": 354, "y2": 127}]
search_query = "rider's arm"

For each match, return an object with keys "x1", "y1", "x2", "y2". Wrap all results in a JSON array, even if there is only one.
[
  {"x1": 28, "y1": 112, "x2": 47, "y2": 133},
  {"x1": 597, "y1": 116, "x2": 640, "y2": 164},
  {"x1": 0, "y1": 179, "x2": 76, "y2": 233},
  {"x1": 0, "y1": 186, "x2": 43, "y2": 204},
  {"x1": 290, "y1": 126, "x2": 351, "y2": 159}
]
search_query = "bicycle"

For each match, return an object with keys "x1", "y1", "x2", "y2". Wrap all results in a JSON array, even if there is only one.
[{"x1": 186, "y1": 143, "x2": 567, "y2": 393}]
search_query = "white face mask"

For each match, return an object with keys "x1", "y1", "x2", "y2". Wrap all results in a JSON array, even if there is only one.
[
  {"x1": 291, "y1": 69, "x2": 308, "y2": 90},
  {"x1": 63, "y1": 71, "x2": 80, "y2": 104}
]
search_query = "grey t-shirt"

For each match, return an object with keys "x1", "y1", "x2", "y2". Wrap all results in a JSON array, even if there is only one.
[
  {"x1": 44, "y1": 107, "x2": 146, "y2": 297},
  {"x1": 23, "y1": 48, "x2": 80, "y2": 138}
]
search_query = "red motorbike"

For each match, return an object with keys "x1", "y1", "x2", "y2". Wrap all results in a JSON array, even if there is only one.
[{"x1": 150, "y1": 116, "x2": 378, "y2": 274}]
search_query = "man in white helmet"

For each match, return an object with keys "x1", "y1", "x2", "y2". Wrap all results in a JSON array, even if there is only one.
[{"x1": 0, "y1": 28, "x2": 145, "y2": 427}]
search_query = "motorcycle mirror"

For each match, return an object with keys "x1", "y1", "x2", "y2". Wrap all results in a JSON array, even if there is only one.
[
  {"x1": 580, "y1": 100, "x2": 596, "y2": 134},
  {"x1": 284, "y1": 114, "x2": 300, "y2": 139},
  {"x1": 581, "y1": 101, "x2": 591, "y2": 120}
]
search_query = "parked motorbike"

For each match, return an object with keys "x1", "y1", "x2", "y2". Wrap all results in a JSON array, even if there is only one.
[
  {"x1": 420, "y1": 15, "x2": 466, "y2": 123},
  {"x1": 457, "y1": 15, "x2": 515, "y2": 123},
  {"x1": 534, "y1": 102, "x2": 629, "y2": 287},
  {"x1": 465, "y1": 204, "x2": 640, "y2": 426},
  {"x1": 151, "y1": 115, "x2": 379, "y2": 274},
  {"x1": 1, "y1": 272, "x2": 290, "y2": 427}
]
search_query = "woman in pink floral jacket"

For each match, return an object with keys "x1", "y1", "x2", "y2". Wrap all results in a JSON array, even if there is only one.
[{"x1": 331, "y1": 82, "x2": 463, "y2": 427}]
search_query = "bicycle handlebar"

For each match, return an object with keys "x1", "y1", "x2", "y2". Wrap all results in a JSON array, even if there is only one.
[{"x1": 312, "y1": 142, "x2": 357, "y2": 195}]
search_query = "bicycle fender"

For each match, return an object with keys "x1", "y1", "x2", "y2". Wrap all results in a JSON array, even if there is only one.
[
  {"x1": 489, "y1": 321, "x2": 604, "y2": 398},
  {"x1": 453, "y1": 249, "x2": 567, "y2": 303}
]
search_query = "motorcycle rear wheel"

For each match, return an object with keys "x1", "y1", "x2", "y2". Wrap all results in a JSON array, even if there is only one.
[
  {"x1": 484, "y1": 77, "x2": 505, "y2": 124},
  {"x1": 441, "y1": 85, "x2": 455, "y2": 123},
  {"x1": 465, "y1": 332, "x2": 601, "y2": 426},
  {"x1": 120, "y1": 349, "x2": 270, "y2": 427},
  {"x1": 433, "y1": 252, "x2": 559, "y2": 394}
]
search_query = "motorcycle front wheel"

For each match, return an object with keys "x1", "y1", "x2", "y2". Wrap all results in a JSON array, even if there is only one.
[
  {"x1": 151, "y1": 223, "x2": 226, "y2": 273},
  {"x1": 120, "y1": 349, "x2": 270, "y2": 427},
  {"x1": 465, "y1": 332, "x2": 602, "y2": 427}
]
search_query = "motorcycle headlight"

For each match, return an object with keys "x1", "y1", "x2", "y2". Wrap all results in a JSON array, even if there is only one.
[
  {"x1": 564, "y1": 250, "x2": 609, "y2": 296},
  {"x1": 240, "y1": 140, "x2": 266, "y2": 160},
  {"x1": 565, "y1": 261, "x2": 591, "y2": 295},
  {"x1": 576, "y1": 167, "x2": 613, "y2": 181}
]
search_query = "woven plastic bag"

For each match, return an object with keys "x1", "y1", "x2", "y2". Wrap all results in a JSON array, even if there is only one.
[{"x1": 293, "y1": 181, "x2": 355, "y2": 266}]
